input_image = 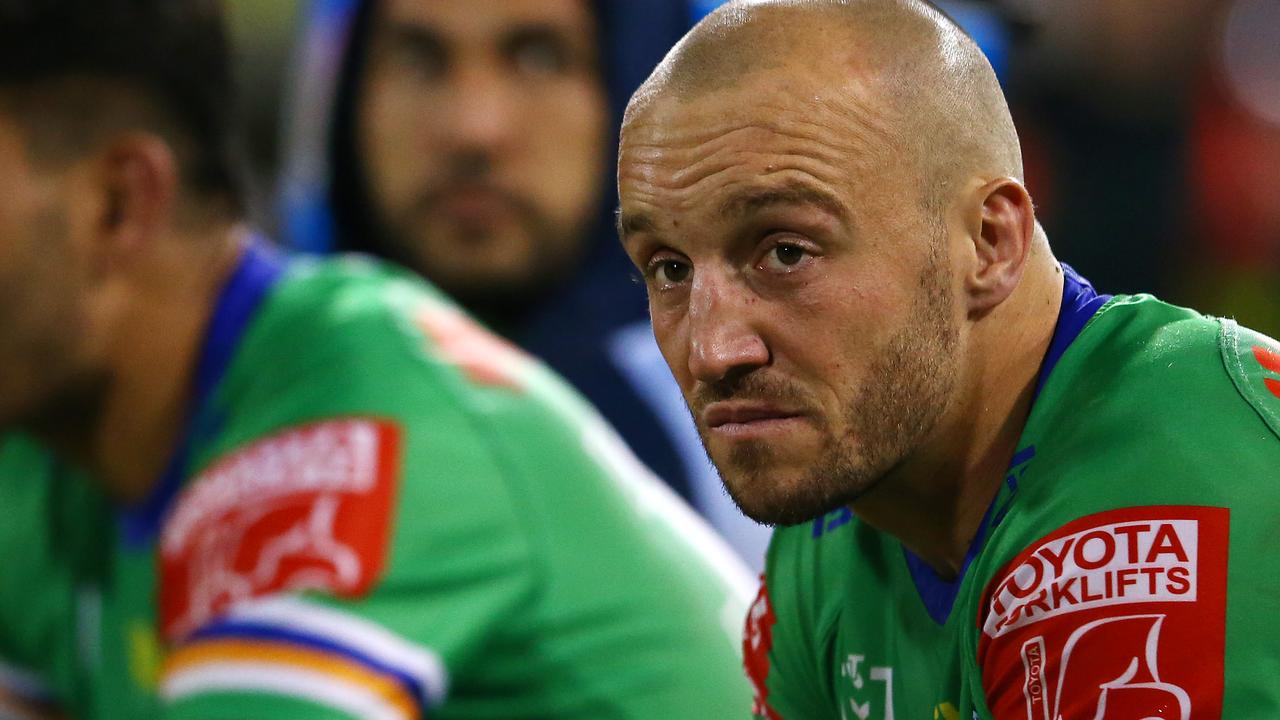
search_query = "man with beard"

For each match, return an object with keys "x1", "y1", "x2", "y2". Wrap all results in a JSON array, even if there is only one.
[
  {"x1": 280, "y1": 0, "x2": 773, "y2": 567},
  {"x1": 616, "y1": 0, "x2": 1280, "y2": 717},
  {"x1": 0, "y1": 1, "x2": 754, "y2": 718}
]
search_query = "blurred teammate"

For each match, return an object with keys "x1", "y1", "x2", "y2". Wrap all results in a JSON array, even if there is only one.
[
  {"x1": 616, "y1": 0, "x2": 1280, "y2": 716},
  {"x1": 0, "y1": 1, "x2": 753, "y2": 718},
  {"x1": 279, "y1": 0, "x2": 772, "y2": 567}
]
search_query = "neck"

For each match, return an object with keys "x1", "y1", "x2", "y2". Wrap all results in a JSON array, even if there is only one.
[
  {"x1": 43, "y1": 225, "x2": 248, "y2": 502},
  {"x1": 852, "y1": 252, "x2": 1065, "y2": 580}
]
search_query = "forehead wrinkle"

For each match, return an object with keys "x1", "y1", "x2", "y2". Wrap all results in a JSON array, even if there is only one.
[
  {"x1": 623, "y1": 120, "x2": 862, "y2": 192},
  {"x1": 624, "y1": 85, "x2": 897, "y2": 181}
]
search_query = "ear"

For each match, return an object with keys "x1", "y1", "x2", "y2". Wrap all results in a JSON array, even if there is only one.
[
  {"x1": 88, "y1": 133, "x2": 179, "y2": 269},
  {"x1": 962, "y1": 177, "x2": 1036, "y2": 315}
]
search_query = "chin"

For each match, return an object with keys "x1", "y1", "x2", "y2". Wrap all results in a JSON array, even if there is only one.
[{"x1": 722, "y1": 468, "x2": 855, "y2": 528}]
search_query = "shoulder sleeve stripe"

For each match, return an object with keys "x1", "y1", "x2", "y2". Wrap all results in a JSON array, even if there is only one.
[
  {"x1": 220, "y1": 596, "x2": 447, "y2": 704},
  {"x1": 187, "y1": 622, "x2": 427, "y2": 710},
  {"x1": 161, "y1": 659, "x2": 411, "y2": 720}
]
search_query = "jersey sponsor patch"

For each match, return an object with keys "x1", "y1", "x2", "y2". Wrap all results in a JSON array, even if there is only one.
[
  {"x1": 744, "y1": 576, "x2": 781, "y2": 720},
  {"x1": 159, "y1": 419, "x2": 401, "y2": 641},
  {"x1": 977, "y1": 506, "x2": 1228, "y2": 720}
]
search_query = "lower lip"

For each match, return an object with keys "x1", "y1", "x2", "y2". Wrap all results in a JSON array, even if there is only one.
[{"x1": 709, "y1": 416, "x2": 810, "y2": 440}]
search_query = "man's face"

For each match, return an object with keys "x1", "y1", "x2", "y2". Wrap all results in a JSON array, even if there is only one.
[
  {"x1": 618, "y1": 76, "x2": 963, "y2": 526},
  {"x1": 357, "y1": 0, "x2": 609, "y2": 300},
  {"x1": 0, "y1": 113, "x2": 98, "y2": 432}
]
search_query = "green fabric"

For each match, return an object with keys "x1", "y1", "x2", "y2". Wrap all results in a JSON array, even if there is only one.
[
  {"x1": 752, "y1": 295, "x2": 1280, "y2": 719},
  {"x1": 0, "y1": 256, "x2": 752, "y2": 719}
]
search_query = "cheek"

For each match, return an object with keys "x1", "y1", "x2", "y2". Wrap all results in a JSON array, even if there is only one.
[
  {"x1": 521, "y1": 82, "x2": 608, "y2": 219},
  {"x1": 357, "y1": 75, "x2": 439, "y2": 207},
  {"x1": 649, "y1": 305, "x2": 693, "y2": 386}
]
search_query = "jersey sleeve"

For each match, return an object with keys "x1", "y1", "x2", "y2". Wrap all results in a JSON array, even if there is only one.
[
  {"x1": 970, "y1": 316, "x2": 1280, "y2": 719},
  {"x1": 155, "y1": 288, "x2": 541, "y2": 719}
]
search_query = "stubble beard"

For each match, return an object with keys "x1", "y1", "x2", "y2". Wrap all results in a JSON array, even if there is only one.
[{"x1": 710, "y1": 247, "x2": 960, "y2": 527}]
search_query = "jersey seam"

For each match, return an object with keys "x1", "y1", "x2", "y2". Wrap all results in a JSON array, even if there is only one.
[
  {"x1": 1220, "y1": 318, "x2": 1280, "y2": 441},
  {"x1": 817, "y1": 606, "x2": 844, "y2": 715}
]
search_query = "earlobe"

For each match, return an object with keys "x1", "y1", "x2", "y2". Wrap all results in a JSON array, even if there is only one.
[{"x1": 965, "y1": 178, "x2": 1035, "y2": 314}]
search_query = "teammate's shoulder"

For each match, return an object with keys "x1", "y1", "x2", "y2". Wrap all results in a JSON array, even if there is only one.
[
  {"x1": 252, "y1": 254, "x2": 437, "y2": 359},
  {"x1": 251, "y1": 254, "x2": 533, "y2": 393}
]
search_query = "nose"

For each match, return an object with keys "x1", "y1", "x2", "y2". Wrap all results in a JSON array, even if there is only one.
[
  {"x1": 445, "y1": 64, "x2": 517, "y2": 152},
  {"x1": 686, "y1": 269, "x2": 770, "y2": 384}
]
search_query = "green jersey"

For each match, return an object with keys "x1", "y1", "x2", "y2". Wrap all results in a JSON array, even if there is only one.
[
  {"x1": 745, "y1": 268, "x2": 1280, "y2": 719},
  {"x1": 0, "y1": 244, "x2": 753, "y2": 720}
]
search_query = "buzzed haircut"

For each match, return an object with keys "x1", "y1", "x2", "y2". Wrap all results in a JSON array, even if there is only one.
[
  {"x1": 0, "y1": 0, "x2": 244, "y2": 215},
  {"x1": 627, "y1": 0, "x2": 1023, "y2": 212}
]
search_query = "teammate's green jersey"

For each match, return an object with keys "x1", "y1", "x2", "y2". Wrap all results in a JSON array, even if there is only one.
[
  {"x1": 745, "y1": 268, "x2": 1280, "y2": 719},
  {"x1": 0, "y1": 245, "x2": 754, "y2": 720}
]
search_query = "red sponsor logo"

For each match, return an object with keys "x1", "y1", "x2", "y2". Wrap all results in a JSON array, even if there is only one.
[
  {"x1": 415, "y1": 304, "x2": 528, "y2": 389},
  {"x1": 744, "y1": 576, "x2": 781, "y2": 720},
  {"x1": 978, "y1": 506, "x2": 1228, "y2": 720},
  {"x1": 1253, "y1": 344, "x2": 1280, "y2": 399},
  {"x1": 159, "y1": 419, "x2": 400, "y2": 641}
]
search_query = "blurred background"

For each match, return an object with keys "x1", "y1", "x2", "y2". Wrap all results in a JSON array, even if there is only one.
[{"x1": 228, "y1": 0, "x2": 1280, "y2": 335}]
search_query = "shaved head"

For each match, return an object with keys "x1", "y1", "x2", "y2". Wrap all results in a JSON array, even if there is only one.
[
  {"x1": 616, "y1": 0, "x2": 1060, "y2": 530},
  {"x1": 625, "y1": 0, "x2": 1022, "y2": 210}
]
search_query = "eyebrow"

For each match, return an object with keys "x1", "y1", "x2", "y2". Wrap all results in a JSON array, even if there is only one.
[
  {"x1": 616, "y1": 208, "x2": 656, "y2": 244},
  {"x1": 616, "y1": 182, "x2": 847, "y2": 245},
  {"x1": 718, "y1": 183, "x2": 848, "y2": 222}
]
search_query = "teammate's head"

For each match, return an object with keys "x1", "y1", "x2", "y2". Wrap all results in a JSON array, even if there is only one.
[
  {"x1": 617, "y1": 0, "x2": 1040, "y2": 525},
  {"x1": 343, "y1": 0, "x2": 610, "y2": 307},
  {"x1": 0, "y1": 0, "x2": 241, "y2": 431}
]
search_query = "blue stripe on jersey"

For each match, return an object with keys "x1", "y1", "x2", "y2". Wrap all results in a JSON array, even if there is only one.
[
  {"x1": 187, "y1": 619, "x2": 429, "y2": 710},
  {"x1": 1033, "y1": 263, "x2": 1112, "y2": 401},
  {"x1": 119, "y1": 240, "x2": 287, "y2": 547},
  {"x1": 903, "y1": 264, "x2": 1111, "y2": 626}
]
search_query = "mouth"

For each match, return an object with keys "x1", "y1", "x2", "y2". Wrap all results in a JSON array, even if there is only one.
[
  {"x1": 432, "y1": 186, "x2": 519, "y2": 225},
  {"x1": 701, "y1": 402, "x2": 809, "y2": 439}
]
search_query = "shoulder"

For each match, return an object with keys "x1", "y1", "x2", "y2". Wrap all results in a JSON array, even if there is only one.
[
  {"x1": 964, "y1": 299, "x2": 1280, "y2": 717},
  {"x1": 158, "y1": 257, "x2": 549, "y2": 642},
  {"x1": 1025, "y1": 295, "x2": 1280, "y2": 503}
]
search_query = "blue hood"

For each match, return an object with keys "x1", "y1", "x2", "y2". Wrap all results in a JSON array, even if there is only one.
[{"x1": 278, "y1": 0, "x2": 698, "y2": 333}]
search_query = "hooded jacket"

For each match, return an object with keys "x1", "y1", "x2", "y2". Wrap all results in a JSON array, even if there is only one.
[{"x1": 278, "y1": 0, "x2": 771, "y2": 568}]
